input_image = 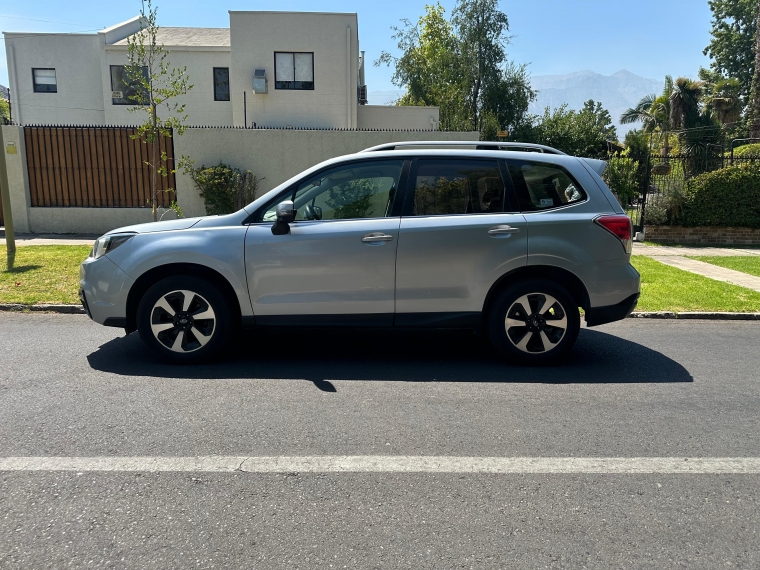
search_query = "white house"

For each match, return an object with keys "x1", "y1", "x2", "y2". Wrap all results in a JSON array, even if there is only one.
[{"x1": 4, "y1": 11, "x2": 439, "y2": 130}]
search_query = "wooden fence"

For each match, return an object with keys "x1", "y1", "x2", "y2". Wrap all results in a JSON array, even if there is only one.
[{"x1": 24, "y1": 126, "x2": 175, "y2": 208}]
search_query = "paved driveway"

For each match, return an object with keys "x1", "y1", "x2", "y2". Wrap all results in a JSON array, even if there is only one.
[{"x1": 1, "y1": 314, "x2": 759, "y2": 568}]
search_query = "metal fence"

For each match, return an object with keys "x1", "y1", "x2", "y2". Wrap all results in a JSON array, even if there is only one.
[
  {"x1": 606, "y1": 151, "x2": 760, "y2": 232},
  {"x1": 24, "y1": 126, "x2": 175, "y2": 208}
]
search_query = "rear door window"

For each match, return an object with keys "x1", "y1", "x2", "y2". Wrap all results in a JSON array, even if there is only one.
[
  {"x1": 506, "y1": 160, "x2": 586, "y2": 212},
  {"x1": 408, "y1": 159, "x2": 504, "y2": 216}
]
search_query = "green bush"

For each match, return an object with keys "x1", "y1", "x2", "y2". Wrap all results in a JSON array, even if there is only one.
[
  {"x1": 732, "y1": 143, "x2": 760, "y2": 158},
  {"x1": 190, "y1": 163, "x2": 259, "y2": 216},
  {"x1": 603, "y1": 154, "x2": 639, "y2": 206},
  {"x1": 678, "y1": 164, "x2": 760, "y2": 228}
]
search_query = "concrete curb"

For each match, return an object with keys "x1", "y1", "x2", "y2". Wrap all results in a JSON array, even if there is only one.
[
  {"x1": 1, "y1": 304, "x2": 759, "y2": 321},
  {"x1": 0, "y1": 304, "x2": 86, "y2": 314},
  {"x1": 629, "y1": 311, "x2": 760, "y2": 320}
]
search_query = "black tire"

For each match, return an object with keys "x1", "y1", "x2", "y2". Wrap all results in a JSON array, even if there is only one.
[
  {"x1": 487, "y1": 279, "x2": 580, "y2": 364},
  {"x1": 136, "y1": 275, "x2": 234, "y2": 363}
]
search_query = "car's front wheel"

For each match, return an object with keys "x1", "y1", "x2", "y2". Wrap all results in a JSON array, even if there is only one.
[
  {"x1": 488, "y1": 279, "x2": 580, "y2": 364},
  {"x1": 136, "y1": 276, "x2": 233, "y2": 363}
]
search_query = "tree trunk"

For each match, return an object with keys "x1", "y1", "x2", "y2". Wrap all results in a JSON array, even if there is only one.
[
  {"x1": 151, "y1": 102, "x2": 158, "y2": 222},
  {"x1": 750, "y1": 0, "x2": 760, "y2": 139}
]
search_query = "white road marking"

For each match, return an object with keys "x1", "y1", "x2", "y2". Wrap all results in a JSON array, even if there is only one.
[{"x1": 1, "y1": 456, "x2": 760, "y2": 474}]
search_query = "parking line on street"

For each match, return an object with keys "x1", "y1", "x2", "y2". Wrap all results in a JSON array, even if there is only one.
[{"x1": 2, "y1": 456, "x2": 760, "y2": 474}]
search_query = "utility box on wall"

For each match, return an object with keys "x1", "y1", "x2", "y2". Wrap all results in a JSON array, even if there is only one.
[{"x1": 252, "y1": 69, "x2": 267, "y2": 94}]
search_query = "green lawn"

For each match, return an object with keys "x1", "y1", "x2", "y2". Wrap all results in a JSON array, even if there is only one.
[
  {"x1": 0, "y1": 245, "x2": 91, "y2": 305},
  {"x1": 2, "y1": 245, "x2": 760, "y2": 313},
  {"x1": 689, "y1": 255, "x2": 760, "y2": 278},
  {"x1": 631, "y1": 255, "x2": 760, "y2": 312}
]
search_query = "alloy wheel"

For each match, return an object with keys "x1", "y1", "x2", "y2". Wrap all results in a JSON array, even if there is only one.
[
  {"x1": 504, "y1": 293, "x2": 568, "y2": 354},
  {"x1": 149, "y1": 290, "x2": 216, "y2": 353}
]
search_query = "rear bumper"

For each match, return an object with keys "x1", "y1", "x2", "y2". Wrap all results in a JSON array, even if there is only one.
[{"x1": 585, "y1": 293, "x2": 639, "y2": 327}]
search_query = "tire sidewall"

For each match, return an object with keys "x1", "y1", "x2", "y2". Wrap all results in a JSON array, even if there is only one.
[
  {"x1": 488, "y1": 279, "x2": 580, "y2": 364},
  {"x1": 137, "y1": 275, "x2": 233, "y2": 363}
]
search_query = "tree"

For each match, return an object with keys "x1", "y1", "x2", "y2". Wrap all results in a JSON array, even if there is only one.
[
  {"x1": 510, "y1": 100, "x2": 617, "y2": 157},
  {"x1": 126, "y1": 0, "x2": 193, "y2": 221},
  {"x1": 0, "y1": 97, "x2": 9, "y2": 125},
  {"x1": 451, "y1": 0, "x2": 510, "y2": 130},
  {"x1": 749, "y1": 0, "x2": 760, "y2": 138},
  {"x1": 620, "y1": 76, "x2": 674, "y2": 155},
  {"x1": 704, "y1": 0, "x2": 757, "y2": 101},
  {"x1": 376, "y1": 1, "x2": 534, "y2": 134}
]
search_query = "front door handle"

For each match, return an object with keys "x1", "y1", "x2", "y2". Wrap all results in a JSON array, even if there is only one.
[
  {"x1": 488, "y1": 225, "x2": 520, "y2": 236},
  {"x1": 361, "y1": 232, "x2": 394, "y2": 244}
]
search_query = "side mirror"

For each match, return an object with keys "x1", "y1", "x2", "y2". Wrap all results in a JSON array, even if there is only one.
[{"x1": 271, "y1": 200, "x2": 295, "y2": 235}]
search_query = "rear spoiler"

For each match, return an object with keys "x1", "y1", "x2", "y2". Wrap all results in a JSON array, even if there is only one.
[{"x1": 583, "y1": 158, "x2": 607, "y2": 176}]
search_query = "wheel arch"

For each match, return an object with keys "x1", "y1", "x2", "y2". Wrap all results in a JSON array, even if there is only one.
[
  {"x1": 125, "y1": 263, "x2": 242, "y2": 333},
  {"x1": 482, "y1": 265, "x2": 590, "y2": 318}
]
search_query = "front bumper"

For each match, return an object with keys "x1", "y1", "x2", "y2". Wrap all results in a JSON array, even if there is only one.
[
  {"x1": 585, "y1": 293, "x2": 640, "y2": 327},
  {"x1": 79, "y1": 255, "x2": 135, "y2": 325}
]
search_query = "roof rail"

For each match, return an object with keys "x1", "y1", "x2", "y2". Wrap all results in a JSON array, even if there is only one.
[{"x1": 359, "y1": 141, "x2": 567, "y2": 155}]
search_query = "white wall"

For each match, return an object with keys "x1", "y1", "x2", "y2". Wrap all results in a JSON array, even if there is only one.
[
  {"x1": 1, "y1": 126, "x2": 31, "y2": 233},
  {"x1": 358, "y1": 105, "x2": 439, "y2": 130},
  {"x1": 102, "y1": 47, "x2": 233, "y2": 127},
  {"x1": 174, "y1": 128, "x2": 479, "y2": 217},
  {"x1": 229, "y1": 12, "x2": 359, "y2": 129},
  {"x1": 4, "y1": 34, "x2": 105, "y2": 125}
]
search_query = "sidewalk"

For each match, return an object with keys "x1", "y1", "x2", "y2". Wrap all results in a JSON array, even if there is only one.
[
  {"x1": 0, "y1": 231, "x2": 96, "y2": 246},
  {"x1": 634, "y1": 243, "x2": 760, "y2": 293}
]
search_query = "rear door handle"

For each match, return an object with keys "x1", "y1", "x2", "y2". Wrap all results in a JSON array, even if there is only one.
[
  {"x1": 361, "y1": 232, "x2": 394, "y2": 244},
  {"x1": 488, "y1": 225, "x2": 520, "y2": 236}
]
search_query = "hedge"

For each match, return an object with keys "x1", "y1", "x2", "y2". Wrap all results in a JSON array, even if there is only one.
[
  {"x1": 732, "y1": 143, "x2": 760, "y2": 158},
  {"x1": 679, "y1": 164, "x2": 760, "y2": 228}
]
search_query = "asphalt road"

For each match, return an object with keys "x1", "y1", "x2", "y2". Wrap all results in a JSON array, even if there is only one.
[{"x1": 1, "y1": 313, "x2": 759, "y2": 568}]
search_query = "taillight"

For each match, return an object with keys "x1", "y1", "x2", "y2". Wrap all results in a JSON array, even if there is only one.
[{"x1": 594, "y1": 214, "x2": 632, "y2": 254}]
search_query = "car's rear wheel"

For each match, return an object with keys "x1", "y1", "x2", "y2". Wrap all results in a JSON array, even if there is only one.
[
  {"x1": 488, "y1": 279, "x2": 580, "y2": 364},
  {"x1": 136, "y1": 276, "x2": 233, "y2": 363}
]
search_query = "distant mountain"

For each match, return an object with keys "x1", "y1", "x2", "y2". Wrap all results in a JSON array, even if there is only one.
[
  {"x1": 0, "y1": 84, "x2": 9, "y2": 100},
  {"x1": 529, "y1": 70, "x2": 663, "y2": 137}
]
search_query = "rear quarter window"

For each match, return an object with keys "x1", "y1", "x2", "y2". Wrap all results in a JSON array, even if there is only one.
[{"x1": 507, "y1": 160, "x2": 586, "y2": 212}]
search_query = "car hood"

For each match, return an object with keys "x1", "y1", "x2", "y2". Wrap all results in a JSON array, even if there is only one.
[{"x1": 106, "y1": 217, "x2": 204, "y2": 235}]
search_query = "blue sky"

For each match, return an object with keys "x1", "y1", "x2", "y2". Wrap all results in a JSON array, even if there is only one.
[{"x1": 1, "y1": 0, "x2": 713, "y2": 90}]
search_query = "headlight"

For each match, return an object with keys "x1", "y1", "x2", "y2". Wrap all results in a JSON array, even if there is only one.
[{"x1": 90, "y1": 233, "x2": 136, "y2": 259}]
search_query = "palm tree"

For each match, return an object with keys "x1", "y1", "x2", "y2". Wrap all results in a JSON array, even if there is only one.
[
  {"x1": 669, "y1": 77, "x2": 704, "y2": 130},
  {"x1": 707, "y1": 78, "x2": 743, "y2": 125},
  {"x1": 620, "y1": 76, "x2": 674, "y2": 156}
]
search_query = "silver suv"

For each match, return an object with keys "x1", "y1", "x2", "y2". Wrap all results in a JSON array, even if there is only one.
[{"x1": 80, "y1": 141, "x2": 640, "y2": 364}]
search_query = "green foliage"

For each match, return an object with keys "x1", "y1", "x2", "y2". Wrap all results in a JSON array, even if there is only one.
[
  {"x1": 704, "y1": 0, "x2": 757, "y2": 101},
  {"x1": 376, "y1": 1, "x2": 535, "y2": 134},
  {"x1": 190, "y1": 163, "x2": 259, "y2": 216},
  {"x1": 732, "y1": 142, "x2": 760, "y2": 157},
  {"x1": 679, "y1": 164, "x2": 760, "y2": 228},
  {"x1": 414, "y1": 177, "x2": 469, "y2": 215},
  {"x1": 510, "y1": 100, "x2": 617, "y2": 157},
  {"x1": 623, "y1": 129, "x2": 651, "y2": 158},
  {"x1": 0, "y1": 97, "x2": 9, "y2": 124},
  {"x1": 604, "y1": 153, "x2": 639, "y2": 205},
  {"x1": 126, "y1": 0, "x2": 194, "y2": 221}
]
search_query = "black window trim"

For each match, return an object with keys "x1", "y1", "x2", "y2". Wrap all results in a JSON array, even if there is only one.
[
  {"x1": 212, "y1": 67, "x2": 230, "y2": 102},
  {"x1": 504, "y1": 158, "x2": 589, "y2": 213},
  {"x1": 247, "y1": 157, "x2": 411, "y2": 225},
  {"x1": 32, "y1": 67, "x2": 57, "y2": 93},
  {"x1": 273, "y1": 51, "x2": 315, "y2": 91},
  {"x1": 401, "y1": 157, "x2": 510, "y2": 218}
]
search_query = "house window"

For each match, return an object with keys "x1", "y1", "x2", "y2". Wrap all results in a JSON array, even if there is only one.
[
  {"x1": 32, "y1": 68, "x2": 57, "y2": 93},
  {"x1": 274, "y1": 52, "x2": 314, "y2": 90},
  {"x1": 213, "y1": 67, "x2": 230, "y2": 101},
  {"x1": 110, "y1": 65, "x2": 149, "y2": 105}
]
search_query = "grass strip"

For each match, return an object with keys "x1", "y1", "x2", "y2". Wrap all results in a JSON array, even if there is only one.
[
  {"x1": 0, "y1": 245, "x2": 91, "y2": 305},
  {"x1": 631, "y1": 256, "x2": 760, "y2": 312},
  {"x1": 688, "y1": 255, "x2": 760, "y2": 279}
]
